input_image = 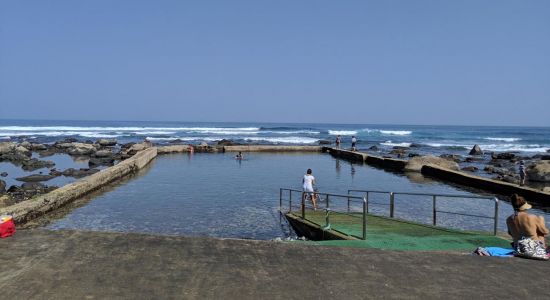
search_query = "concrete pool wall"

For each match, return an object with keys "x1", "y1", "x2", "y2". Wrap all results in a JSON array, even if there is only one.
[
  {"x1": 0, "y1": 147, "x2": 157, "y2": 223},
  {"x1": 325, "y1": 147, "x2": 550, "y2": 203},
  {"x1": 2, "y1": 144, "x2": 548, "y2": 226}
]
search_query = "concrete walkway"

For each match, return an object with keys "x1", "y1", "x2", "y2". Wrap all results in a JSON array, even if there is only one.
[{"x1": 1, "y1": 229, "x2": 549, "y2": 299}]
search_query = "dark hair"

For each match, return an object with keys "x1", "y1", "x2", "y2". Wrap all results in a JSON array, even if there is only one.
[
  {"x1": 511, "y1": 194, "x2": 527, "y2": 211},
  {"x1": 307, "y1": 168, "x2": 312, "y2": 174}
]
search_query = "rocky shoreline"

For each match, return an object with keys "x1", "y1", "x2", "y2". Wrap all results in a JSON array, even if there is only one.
[{"x1": 2, "y1": 138, "x2": 549, "y2": 208}]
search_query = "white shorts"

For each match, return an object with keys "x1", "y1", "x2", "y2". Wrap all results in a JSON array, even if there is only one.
[{"x1": 303, "y1": 186, "x2": 314, "y2": 193}]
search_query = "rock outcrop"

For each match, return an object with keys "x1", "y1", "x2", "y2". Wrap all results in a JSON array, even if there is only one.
[
  {"x1": 96, "y1": 139, "x2": 117, "y2": 147},
  {"x1": 405, "y1": 155, "x2": 460, "y2": 172},
  {"x1": 15, "y1": 174, "x2": 58, "y2": 182},
  {"x1": 526, "y1": 161, "x2": 550, "y2": 182},
  {"x1": 469, "y1": 145, "x2": 483, "y2": 155}
]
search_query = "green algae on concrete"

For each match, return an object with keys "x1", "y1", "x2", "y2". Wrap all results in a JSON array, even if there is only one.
[{"x1": 289, "y1": 211, "x2": 511, "y2": 251}]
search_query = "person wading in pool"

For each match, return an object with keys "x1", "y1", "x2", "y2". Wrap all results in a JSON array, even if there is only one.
[{"x1": 302, "y1": 168, "x2": 317, "y2": 210}]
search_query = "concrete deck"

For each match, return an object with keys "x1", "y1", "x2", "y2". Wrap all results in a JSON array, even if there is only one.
[{"x1": 1, "y1": 229, "x2": 549, "y2": 299}]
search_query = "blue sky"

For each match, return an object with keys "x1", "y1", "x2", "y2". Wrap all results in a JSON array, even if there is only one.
[{"x1": 1, "y1": 1, "x2": 549, "y2": 126}]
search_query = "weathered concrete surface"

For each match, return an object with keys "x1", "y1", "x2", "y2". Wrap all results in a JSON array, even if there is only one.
[
  {"x1": 405, "y1": 155, "x2": 459, "y2": 172},
  {"x1": 422, "y1": 165, "x2": 550, "y2": 203},
  {"x1": 1, "y1": 229, "x2": 549, "y2": 299},
  {"x1": 326, "y1": 147, "x2": 367, "y2": 162},
  {"x1": 157, "y1": 144, "x2": 192, "y2": 154},
  {"x1": 326, "y1": 147, "x2": 550, "y2": 203},
  {"x1": 0, "y1": 148, "x2": 157, "y2": 224},
  {"x1": 224, "y1": 145, "x2": 322, "y2": 152}
]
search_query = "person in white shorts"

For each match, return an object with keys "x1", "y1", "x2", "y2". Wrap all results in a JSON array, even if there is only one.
[{"x1": 302, "y1": 168, "x2": 317, "y2": 209}]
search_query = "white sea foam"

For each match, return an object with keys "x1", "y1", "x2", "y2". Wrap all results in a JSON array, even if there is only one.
[
  {"x1": 380, "y1": 141, "x2": 412, "y2": 147},
  {"x1": 380, "y1": 130, "x2": 412, "y2": 136},
  {"x1": 484, "y1": 137, "x2": 522, "y2": 142},
  {"x1": 262, "y1": 130, "x2": 321, "y2": 135},
  {"x1": 243, "y1": 137, "x2": 319, "y2": 144},
  {"x1": 134, "y1": 131, "x2": 178, "y2": 135},
  {"x1": 0, "y1": 126, "x2": 260, "y2": 132},
  {"x1": 426, "y1": 142, "x2": 548, "y2": 153},
  {"x1": 0, "y1": 131, "x2": 121, "y2": 138},
  {"x1": 328, "y1": 130, "x2": 357, "y2": 135}
]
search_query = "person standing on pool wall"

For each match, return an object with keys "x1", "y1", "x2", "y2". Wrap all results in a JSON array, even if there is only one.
[
  {"x1": 351, "y1": 136, "x2": 357, "y2": 151},
  {"x1": 302, "y1": 168, "x2": 317, "y2": 210}
]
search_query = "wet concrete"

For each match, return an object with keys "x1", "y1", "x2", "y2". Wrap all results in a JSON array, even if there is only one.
[{"x1": 1, "y1": 229, "x2": 549, "y2": 299}]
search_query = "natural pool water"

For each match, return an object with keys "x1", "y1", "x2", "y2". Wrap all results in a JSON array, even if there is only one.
[
  {"x1": 0, "y1": 153, "x2": 92, "y2": 188},
  {"x1": 47, "y1": 152, "x2": 549, "y2": 239}
]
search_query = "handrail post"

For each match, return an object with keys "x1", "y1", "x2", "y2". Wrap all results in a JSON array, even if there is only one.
[
  {"x1": 366, "y1": 192, "x2": 369, "y2": 213},
  {"x1": 362, "y1": 196, "x2": 367, "y2": 240},
  {"x1": 347, "y1": 191, "x2": 350, "y2": 212},
  {"x1": 432, "y1": 195, "x2": 437, "y2": 226},
  {"x1": 301, "y1": 192, "x2": 305, "y2": 219},
  {"x1": 326, "y1": 194, "x2": 330, "y2": 210},
  {"x1": 289, "y1": 190, "x2": 292, "y2": 213},
  {"x1": 325, "y1": 208, "x2": 330, "y2": 229},
  {"x1": 279, "y1": 188, "x2": 283, "y2": 212},
  {"x1": 389, "y1": 192, "x2": 395, "y2": 218},
  {"x1": 494, "y1": 198, "x2": 499, "y2": 235}
]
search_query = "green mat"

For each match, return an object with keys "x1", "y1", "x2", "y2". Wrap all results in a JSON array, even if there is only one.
[{"x1": 293, "y1": 210, "x2": 511, "y2": 251}]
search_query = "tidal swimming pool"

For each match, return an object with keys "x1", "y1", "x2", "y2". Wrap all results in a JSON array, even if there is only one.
[{"x1": 46, "y1": 152, "x2": 547, "y2": 239}]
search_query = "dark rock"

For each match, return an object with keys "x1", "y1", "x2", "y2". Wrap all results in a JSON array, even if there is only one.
[
  {"x1": 16, "y1": 174, "x2": 58, "y2": 182},
  {"x1": 0, "y1": 172, "x2": 7, "y2": 177},
  {"x1": 30, "y1": 143, "x2": 47, "y2": 151},
  {"x1": 169, "y1": 139, "x2": 184, "y2": 144},
  {"x1": 390, "y1": 149, "x2": 406, "y2": 155},
  {"x1": 465, "y1": 157, "x2": 483, "y2": 163},
  {"x1": 217, "y1": 139, "x2": 239, "y2": 146},
  {"x1": 539, "y1": 155, "x2": 550, "y2": 161},
  {"x1": 93, "y1": 149, "x2": 114, "y2": 158},
  {"x1": 121, "y1": 142, "x2": 136, "y2": 149},
  {"x1": 0, "y1": 179, "x2": 5, "y2": 193},
  {"x1": 469, "y1": 145, "x2": 483, "y2": 155},
  {"x1": 409, "y1": 143, "x2": 423, "y2": 148},
  {"x1": 7, "y1": 185, "x2": 20, "y2": 193},
  {"x1": 408, "y1": 153, "x2": 420, "y2": 158},
  {"x1": 67, "y1": 143, "x2": 96, "y2": 156},
  {"x1": 0, "y1": 152, "x2": 31, "y2": 163},
  {"x1": 60, "y1": 138, "x2": 78, "y2": 143},
  {"x1": 21, "y1": 158, "x2": 55, "y2": 171},
  {"x1": 97, "y1": 139, "x2": 117, "y2": 147},
  {"x1": 526, "y1": 161, "x2": 550, "y2": 182},
  {"x1": 368, "y1": 146, "x2": 379, "y2": 151},
  {"x1": 491, "y1": 152, "x2": 516, "y2": 160},
  {"x1": 89, "y1": 157, "x2": 115, "y2": 167},
  {"x1": 461, "y1": 166, "x2": 479, "y2": 172},
  {"x1": 62, "y1": 168, "x2": 100, "y2": 178},
  {"x1": 49, "y1": 169, "x2": 62, "y2": 176},
  {"x1": 37, "y1": 148, "x2": 59, "y2": 157},
  {"x1": 21, "y1": 182, "x2": 47, "y2": 190},
  {"x1": 318, "y1": 140, "x2": 332, "y2": 145},
  {"x1": 440, "y1": 154, "x2": 462, "y2": 163},
  {"x1": 392, "y1": 146, "x2": 409, "y2": 150}
]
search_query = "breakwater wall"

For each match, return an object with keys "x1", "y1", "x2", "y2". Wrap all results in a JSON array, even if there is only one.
[
  {"x1": 325, "y1": 147, "x2": 550, "y2": 203},
  {"x1": 422, "y1": 166, "x2": 550, "y2": 202},
  {"x1": 156, "y1": 145, "x2": 322, "y2": 154},
  {"x1": 224, "y1": 145, "x2": 322, "y2": 152},
  {"x1": 0, "y1": 147, "x2": 158, "y2": 224}
]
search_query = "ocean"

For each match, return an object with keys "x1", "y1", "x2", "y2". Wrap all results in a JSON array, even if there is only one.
[{"x1": 1, "y1": 119, "x2": 548, "y2": 155}]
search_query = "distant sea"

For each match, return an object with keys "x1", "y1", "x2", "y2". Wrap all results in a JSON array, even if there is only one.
[{"x1": 1, "y1": 119, "x2": 549, "y2": 155}]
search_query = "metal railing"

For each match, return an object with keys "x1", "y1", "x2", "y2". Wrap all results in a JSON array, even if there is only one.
[
  {"x1": 279, "y1": 188, "x2": 367, "y2": 239},
  {"x1": 348, "y1": 189, "x2": 499, "y2": 235}
]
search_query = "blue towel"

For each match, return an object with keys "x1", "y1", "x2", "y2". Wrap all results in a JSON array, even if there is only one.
[{"x1": 485, "y1": 247, "x2": 514, "y2": 257}]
